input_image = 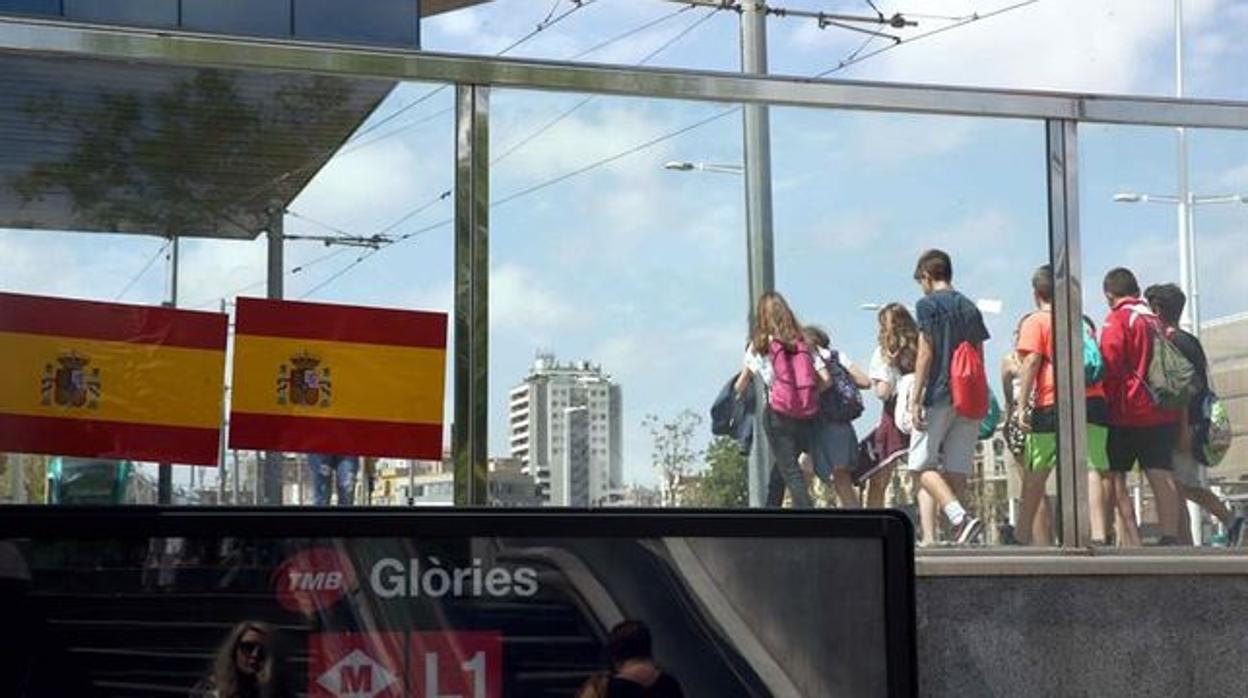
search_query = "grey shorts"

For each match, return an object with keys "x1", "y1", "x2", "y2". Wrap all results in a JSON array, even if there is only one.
[
  {"x1": 906, "y1": 402, "x2": 979, "y2": 476},
  {"x1": 1173, "y1": 449, "x2": 1202, "y2": 489}
]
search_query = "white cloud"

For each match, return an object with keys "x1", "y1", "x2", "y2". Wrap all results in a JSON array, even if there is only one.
[
  {"x1": 922, "y1": 208, "x2": 1020, "y2": 256},
  {"x1": 1213, "y1": 162, "x2": 1248, "y2": 192},
  {"x1": 843, "y1": 114, "x2": 979, "y2": 167},
  {"x1": 0, "y1": 229, "x2": 163, "y2": 303},
  {"x1": 824, "y1": 0, "x2": 1222, "y2": 96},
  {"x1": 490, "y1": 263, "x2": 585, "y2": 341}
]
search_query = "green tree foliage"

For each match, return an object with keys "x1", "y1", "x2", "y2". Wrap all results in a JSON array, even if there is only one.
[
  {"x1": 642, "y1": 410, "x2": 704, "y2": 507},
  {"x1": 685, "y1": 436, "x2": 749, "y2": 508},
  {"x1": 12, "y1": 68, "x2": 364, "y2": 236}
]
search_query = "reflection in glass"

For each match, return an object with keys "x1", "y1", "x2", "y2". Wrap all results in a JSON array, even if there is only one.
[
  {"x1": 1082, "y1": 125, "x2": 1248, "y2": 547},
  {"x1": 488, "y1": 89, "x2": 745, "y2": 510},
  {"x1": 772, "y1": 109, "x2": 1049, "y2": 546},
  {"x1": 7, "y1": 534, "x2": 892, "y2": 696}
]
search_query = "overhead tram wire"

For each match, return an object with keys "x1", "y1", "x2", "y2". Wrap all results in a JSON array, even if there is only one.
[
  {"x1": 295, "y1": 5, "x2": 728, "y2": 299},
  {"x1": 222, "y1": 0, "x2": 604, "y2": 223},
  {"x1": 295, "y1": 0, "x2": 1033, "y2": 297},
  {"x1": 492, "y1": 5, "x2": 724, "y2": 166},
  {"x1": 114, "y1": 238, "x2": 172, "y2": 301},
  {"x1": 814, "y1": 0, "x2": 1041, "y2": 77},
  {"x1": 339, "y1": 0, "x2": 603, "y2": 148},
  {"x1": 341, "y1": 0, "x2": 696, "y2": 163}
]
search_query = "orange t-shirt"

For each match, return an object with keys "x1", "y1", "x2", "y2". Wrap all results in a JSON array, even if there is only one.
[{"x1": 1017, "y1": 310, "x2": 1056, "y2": 408}]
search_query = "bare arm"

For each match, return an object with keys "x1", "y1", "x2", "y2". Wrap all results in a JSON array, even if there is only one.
[
  {"x1": 873, "y1": 380, "x2": 894, "y2": 400},
  {"x1": 1001, "y1": 354, "x2": 1017, "y2": 413},
  {"x1": 909, "y1": 333, "x2": 934, "y2": 430},
  {"x1": 1015, "y1": 352, "x2": 1043, "y2": 431},
  {"x1": 817, "y1": 366, "x2": 833, "y2": 391},
  {"x1": 847, "y1": 363, "x2": 871, "y2": 390},
  {"x1": 734, "y1": 366, "x2": 753, "y2": 396}
]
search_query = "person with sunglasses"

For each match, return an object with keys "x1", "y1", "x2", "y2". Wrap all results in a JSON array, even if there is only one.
[{"x1": 192, "y1": 621, "x2": 293, "y2": 698}]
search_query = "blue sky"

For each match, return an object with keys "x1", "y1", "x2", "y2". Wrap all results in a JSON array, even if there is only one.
[{"x1": 3, "y1": 0, "x2": 1248, "y2": 488}]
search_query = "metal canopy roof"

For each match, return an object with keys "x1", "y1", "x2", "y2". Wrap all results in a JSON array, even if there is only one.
[
  {"x1": 423, "y1": 0, "x2": 492, "y2": 17},
  {"x1": 0, "y1": 52, "x2": 393, "y2": 240}
]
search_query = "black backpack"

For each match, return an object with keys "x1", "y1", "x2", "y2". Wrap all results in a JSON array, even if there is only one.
[{"x1": 819, "y1": 349, "x2": 864, "y2": 423}]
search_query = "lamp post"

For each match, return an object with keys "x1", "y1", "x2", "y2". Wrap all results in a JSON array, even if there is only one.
[
  {"x1": 1112, "y1": 191, "x2": 1247, "y2": 335},
  {"x1": 1115, "y1": 188, "x2": 1247, "y2": 545},
  {"x1": 665, "y1": 158, "x2": 759, "y2": 504},
  {"x1": 664, "y1": 160, "x2": 745, "y2": 175}
]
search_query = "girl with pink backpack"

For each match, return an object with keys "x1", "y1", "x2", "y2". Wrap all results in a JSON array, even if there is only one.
[{"x1": 734, "y1": 292, "x2": 832, "y2": 508}]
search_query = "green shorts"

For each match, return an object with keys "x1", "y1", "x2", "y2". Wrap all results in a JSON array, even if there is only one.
[
  {"x1": 1024, "y1": 426, "x2": 1109, "y2": 472},
  {"x1": 1024, "y1": 432, "x2": 1057, "y2": 472},
  {"x1": 1087, "y1": 423, "x2": 1109, "y2": 472}
]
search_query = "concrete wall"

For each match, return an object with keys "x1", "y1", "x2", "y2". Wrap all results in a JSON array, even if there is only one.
[{"x1": 918, "y1": 575, "x2": 1248, "y2": 697}]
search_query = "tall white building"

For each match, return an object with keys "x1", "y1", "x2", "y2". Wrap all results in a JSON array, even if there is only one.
[{"x1": 508, "y1": 353, "x2": 622, "y2": 506}]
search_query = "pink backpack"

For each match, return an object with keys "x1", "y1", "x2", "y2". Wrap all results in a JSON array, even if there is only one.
[{"x1": 768, "y1": 339, "x2": 819, "y2": 419}]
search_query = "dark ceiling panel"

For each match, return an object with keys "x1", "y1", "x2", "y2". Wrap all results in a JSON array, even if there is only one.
[{"x1": 0, "y1": 54, "x2": 395, "y2": 239}]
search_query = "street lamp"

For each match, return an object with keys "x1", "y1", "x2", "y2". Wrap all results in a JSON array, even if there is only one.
[
  {"x1": 663, "y1": 160, "x2": 745, "y2": 175},
  {"x1": 1112, "y1": 190, "x2": 1247, "y2": 334}
]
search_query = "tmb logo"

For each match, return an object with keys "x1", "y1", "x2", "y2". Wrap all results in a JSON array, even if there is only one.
[{"x1": 274, "y1": 548, "x2": 357, "y2": 614}]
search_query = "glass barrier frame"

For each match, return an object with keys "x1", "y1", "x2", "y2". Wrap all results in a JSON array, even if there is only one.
[{"x1": 3, "y1": 16, "x2": 1248, "y2": 560}]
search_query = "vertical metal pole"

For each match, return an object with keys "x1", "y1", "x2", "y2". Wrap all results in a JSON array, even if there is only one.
[
  {"x1": 263, "y1": 215, "x2": 285, "y2": 506},
  {"x1": 741, "y1": 0, "x2": 775, "y2": 508},
  {"x1": 408, "y1": 459, "x2": 416, "y2": 506},
  {"x1": 158, "y1": 236, "x2": 179, "y2": 505},
  {"x1": 1048, "y1": 119, "x2": 1090, "y2": 548},
  {"x1": 218, "y1": 302, "x2": 228, "y2": 505},
  {"x1": 454, "y1": 84, "x2": 489, "y2": 507},
  {"x1": 1175, "y1": 0, "x2": 1204, "y2": 544}
]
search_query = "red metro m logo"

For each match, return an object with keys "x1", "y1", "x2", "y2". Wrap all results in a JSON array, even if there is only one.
[{"x1": 309, "y1": 633, "x2": 404, "y2": 698}]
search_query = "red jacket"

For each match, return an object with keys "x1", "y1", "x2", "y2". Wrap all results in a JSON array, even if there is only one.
[{"x1": 1100, "y1": 297, "x2": 1180, "y2": 427}]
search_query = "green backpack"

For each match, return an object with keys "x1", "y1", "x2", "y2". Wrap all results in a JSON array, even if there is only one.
[
  {"x1": 1196, "y1": 392, "x2": 1232, "y2": 468},
  {"x1": 1144, "y1": 321, "x2": 1199, "y2": 411}
]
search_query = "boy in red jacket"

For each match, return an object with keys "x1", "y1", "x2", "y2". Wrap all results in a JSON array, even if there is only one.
[{"x1": 1099, "y1": 268, "x2": 1182, "y2": 545}]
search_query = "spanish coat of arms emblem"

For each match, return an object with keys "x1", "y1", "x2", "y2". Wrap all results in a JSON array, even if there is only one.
[
  {"x1": 277, "y1": 351, "x2": 332, "y2": 407},
  {"x1": 40, "y1": 352, "x2": 101, "y2": 409}
]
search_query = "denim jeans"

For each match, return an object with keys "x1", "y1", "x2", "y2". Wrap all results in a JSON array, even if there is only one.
[
  {"x1": 307, "y1": 454, "x2": 359, "y2": 506},
  {"x1": 764, "y1": 409, "x2": 814, "y2": 508}
]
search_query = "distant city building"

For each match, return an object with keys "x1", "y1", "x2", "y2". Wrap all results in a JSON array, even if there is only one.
[
  {"x1": 371, "y1": 456, "x2": 538, "y2": 507},
  {"x1": 600, "y1": 484, "x2": 663, "y2": 508},
  {"x1": 972, "y1": 430, "x2": 1016, "y2": 546},
  {"x1": 509, "y1": 353, "x2": 622, "y2": 506}
]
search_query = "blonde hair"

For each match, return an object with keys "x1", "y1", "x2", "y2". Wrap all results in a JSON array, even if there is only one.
[
  {"x1": 877, "y1": 303, "x2": 918, "y2": 374},
  {"x1": 211, "y1": 621, "x2": 290, "y2": 698},
  {"x1": 751, "y1": 291, "x2": 804, "y2": 354}
]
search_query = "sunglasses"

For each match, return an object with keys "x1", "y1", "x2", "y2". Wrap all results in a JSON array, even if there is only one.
[{"x1": 237, "y1": 641, "x2": 267, "y2": 658}]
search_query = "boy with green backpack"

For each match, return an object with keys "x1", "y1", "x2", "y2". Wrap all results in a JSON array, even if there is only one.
[{"x1": 1144, "y1": 283, "x2": 1244, "y2": 547}]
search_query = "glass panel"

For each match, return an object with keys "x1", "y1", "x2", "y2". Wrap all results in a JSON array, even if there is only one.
[
  {"x1": 1081, "y1": 124, "x2": 1248, "y2": 548},
  {"x1": 0, "y1": 53, "x2": 454, "y2": 507},
  {"x1": 489, "y1": 89, "x2": 745, "y2": 508},
  {"x1": 182, "y1": 0, "x2": 292, "y2": 37},
  {"x1": 0, "y1": 0, "x2": 61, "y2": 16},
  {"x1": 773, "y1": 109, "x2": 1052, "y2": 547},
  {"x1": 64, "y1": 0, "x2": 179, "y2": 27},
  {"x1": 293, "y1": 0, "x2": 419, "y2": 48},
  {"x1": 3, "y1": 518, "x2": 905, "y2": 696}
]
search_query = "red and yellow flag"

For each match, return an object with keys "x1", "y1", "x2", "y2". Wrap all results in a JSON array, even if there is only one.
[
  {"x1": 0, "y1": 292, "x2": 228, "y2": 465},
  {"x1": 228, "y1": 297, "x2": 447, "y2": 459}
]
